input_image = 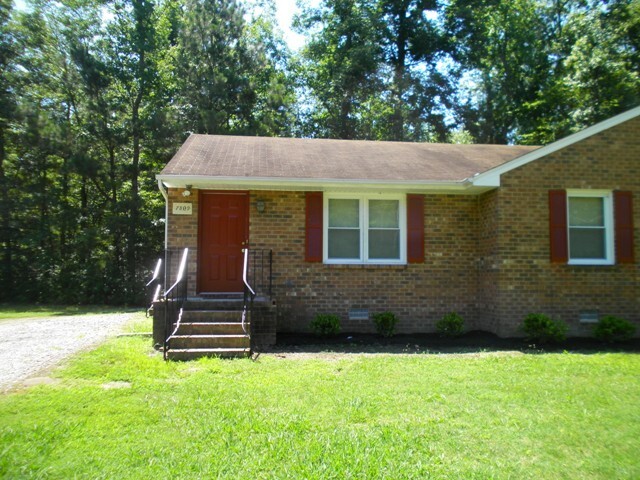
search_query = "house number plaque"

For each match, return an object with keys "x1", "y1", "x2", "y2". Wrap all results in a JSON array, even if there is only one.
[{"x1": 172, "y1": 203, "x2": 192, "y2": 215}]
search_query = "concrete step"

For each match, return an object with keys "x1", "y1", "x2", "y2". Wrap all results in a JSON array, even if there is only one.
[
  {"x1": 184, "y1": 299, "x2": 245, "y2": 311},
  {"x1": 167, "y1": 348, "x2": 250, "y2": 360},
  {"x1": 170, "y1": 334, "x2": 250, "y2": 349},
  {"x1": 197, "y1": 293, "x2": 244, "y2": 300},
  {"x1": 180, "y1": 310, "x2": 244, "y2": 322},
  {"x1": 179, "y1": 322, "x2": 248, "y2": 335}
]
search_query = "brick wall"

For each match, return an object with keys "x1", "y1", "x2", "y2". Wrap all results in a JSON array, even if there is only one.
[
  {"x1": 248, "y1": 191, "x2": 480, "y2": 333},
  {"x1": 166, "y1": 188, "x2": 199, "y2": 297},
  {"x1": 477, "y1": 190, "x2": 500, "y2": 333},
  {"x1": 491, "y1": 116, "x2": 640, "y2": 335}
]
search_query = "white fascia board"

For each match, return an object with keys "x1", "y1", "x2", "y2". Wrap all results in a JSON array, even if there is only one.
[
  {"x1": 156, "y1": 174, "x2": 493, "y2": 195},
  {"x1": 471, "y1": 171, "x2": 502, "y2": 187},
  {"x1": 469, "y1": 105, "x2": 640, "y2": 187}
]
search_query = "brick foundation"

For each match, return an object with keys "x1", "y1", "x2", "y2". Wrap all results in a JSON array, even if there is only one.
[{"x1": 251, "y1": 302, "x2": 277, "y2": 350}]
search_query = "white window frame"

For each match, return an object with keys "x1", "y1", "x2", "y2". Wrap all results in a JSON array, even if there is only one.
[
  {"x1": 323, "y1": 193, "x2": 407, "y2": 265},
  {"x1": 567, "y1": 190, "x2": 614, "y2": 265}
]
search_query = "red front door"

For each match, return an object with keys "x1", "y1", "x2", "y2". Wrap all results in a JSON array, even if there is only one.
[{"x1": 198, "y1": 192, "x2": 249, "y2": 293}]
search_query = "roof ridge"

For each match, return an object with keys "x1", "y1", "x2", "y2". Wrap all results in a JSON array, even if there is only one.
[{"x1": 186, "y1": 132, "x2": 541, "y2": 149}]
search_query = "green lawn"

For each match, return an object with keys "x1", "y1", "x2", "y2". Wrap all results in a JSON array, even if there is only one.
[
  {"x1": 1, "y1": 320, "x2": 639, "y2": 479},
  {"x1": 0, "y1": 304, "x2": 138, "y2": 320}
]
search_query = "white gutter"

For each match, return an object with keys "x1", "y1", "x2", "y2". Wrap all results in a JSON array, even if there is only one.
[{"x1": 155, "y1": 174, "x2": 491, "y2": 194}]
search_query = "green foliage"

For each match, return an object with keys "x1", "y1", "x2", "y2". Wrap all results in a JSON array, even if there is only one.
[
  {"x1": 310, "y1": 314, "x2": 341, "y2": 336},
  {"x1": 523, "y1": 313, "x2": 568, "y2": 344},
  {"x1": 295, "y1": 0, "x2": 449, "y2": 141},
  {"x1": 294, "y1": 0, "x2": 383, "y2": 139},
  {"x1": 176, "y1": 0, "x2": 295, "y2": 136},
  {"x1": 372, "y1": 311, "x2": 398, "y2": 337},
  {"x1": 445, "y1": 0, "x2": 640, "y2": 145},
  {"x1": 593, "y1": 316, "x2": 637, "y2": 343},
  {"x1": 0, "y1": 0, "x2": 293, "y2": 305},
  {"x1": 295, "y1": 0, "x2": 640, "y2": 143},
  {"x1": 436, "y1": 312, "x2": 464, "y2": 337}
]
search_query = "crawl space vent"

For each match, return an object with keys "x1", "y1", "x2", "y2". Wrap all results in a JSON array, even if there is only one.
[
  {"x1": 579, "y1": 311, "x2": 599, "y2": 324},
  {"x1": 349, "y1": 309, "x2": 369, "y2": 321}
]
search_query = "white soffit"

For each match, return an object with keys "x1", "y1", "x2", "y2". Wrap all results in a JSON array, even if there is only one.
[{"x1": 470, "y1": 105, "x2": 640, "y2": 187}]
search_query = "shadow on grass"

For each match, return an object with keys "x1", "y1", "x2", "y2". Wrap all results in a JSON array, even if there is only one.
[
  {"x1": 269, "y1": 331, "x2": 640, "y2": 355},
  {"x1": 0, "y1": 303, "x2": 140, "y2": 320}
]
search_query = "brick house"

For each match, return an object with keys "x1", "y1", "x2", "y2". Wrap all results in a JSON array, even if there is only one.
[{"x1": 156, "y1": 106, "x2": 639, "y2": 352}]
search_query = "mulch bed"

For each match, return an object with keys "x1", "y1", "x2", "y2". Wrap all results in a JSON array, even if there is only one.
[{"x1": 271, "y1": 330, "x2": 640, "y2": 355}]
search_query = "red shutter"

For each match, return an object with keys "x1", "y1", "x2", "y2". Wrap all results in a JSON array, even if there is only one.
[
  {"x1": 407, "y1": 194, "x2": 425, "y2": 263},
  {"x1": 614, "y1": 191, "x2": 634, "y2": 264},
  {"x1": 305, "y1": 192, "x2": 323, "y2": 262},
  {"x1": 549, "y1": 190, "x2": 568, "y2": 263}
]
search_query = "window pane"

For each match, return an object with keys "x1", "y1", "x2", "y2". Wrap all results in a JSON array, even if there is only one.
[
  {"x1": 369, "y1": 200, "x2": 399, "y2": 228},
  {"x1": 328, "y1": 229, "x2": 360, "y2": 259},
  {"x1": 329, "y1": 199, "x2": 359, "y2": 227},
  {"x1": 369, "y1": 230, "x2": 400, "y2": 259},
  {"x1": 569, "y1": 197, "x2": 604, "y2": 227},
  {"x1": 569, "y1": 228, "x2": 606, "y2": 259}
]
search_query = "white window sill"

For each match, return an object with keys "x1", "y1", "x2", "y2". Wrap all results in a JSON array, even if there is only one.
[
  {"x1": 567, "y1": 259, "x2": 615, "y2": 266},
  {"x1": 324, "y1": 261, "x2": 407, "y2": 267}
]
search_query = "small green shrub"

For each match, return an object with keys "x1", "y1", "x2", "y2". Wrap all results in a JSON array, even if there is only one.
[
  {"x1": 373, "y1": 311, "x2": 398, "y2": 337},
  {"x1": 523, "y1": 313, "x2": 568, "y2": 343},
  {"x1": 436, "y1": 312, "x2": 465, "y2": 337},
  {"x1": 310, "y1": 314, "x2": 341, "y2": 336},
  {"x1": 593, "y1": 315, "x2": 636, "y2": 343}
]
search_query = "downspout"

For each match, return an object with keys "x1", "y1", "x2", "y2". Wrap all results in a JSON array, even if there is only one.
[
  {"x1": 157, "y1": 178, "x2": 169, "y2": 250},
  {"x1": 157, "y1": 179, "x2": 170, "y2": 295}
]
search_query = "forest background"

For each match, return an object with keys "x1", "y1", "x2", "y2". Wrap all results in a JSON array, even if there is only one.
[{"x1": 0, "y1": 0, "x2": 638, "y2": 305}]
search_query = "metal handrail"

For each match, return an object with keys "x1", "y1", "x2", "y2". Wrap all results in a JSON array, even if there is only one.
[
  {"x1": 163, "y1": 248, "x2": 189, "y2": 360},
  {"x1": 167, "y1": 307, "x2": 185, "y2": 340},
  {"x1": 146, "y1": 258, "x2": 162, "y2": 287},
  {"x1": 165, "y1": 248, "x2": 188, "y2": 297},
  {"x1": 242, "y1": 248, "x2": 256, "y2": 297},
  {"x1": 147, "y1": 283, "x2": 162, "y2": 317},
  {"x1": 242, "y1": 248, "x2": 255, "y2": 334},
  {"x1": 145, "y1": 258, "x2": 163, "y2": 317}
]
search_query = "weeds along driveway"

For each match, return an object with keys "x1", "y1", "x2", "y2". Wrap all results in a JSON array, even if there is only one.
[{"x1": 0, "y1": 312, "x2": 136, "y2": 392}]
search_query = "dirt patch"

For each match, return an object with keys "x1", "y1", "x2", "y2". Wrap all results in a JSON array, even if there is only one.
[
  {"x1": 263, "y1": 350, "x2": 527, "y2": 360},
  {"x1": 101, "y1": 381, "x2": 132, "y2": 390},
  {"x1": 21, "y1": 376, "x2": 61, "y2": 388}
]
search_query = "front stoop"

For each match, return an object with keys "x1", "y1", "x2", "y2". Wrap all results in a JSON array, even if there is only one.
[
  {"x1": 166, "y1": 296, "x2": 250, "y2": 360},
  {"x1": 155, "y1": 295, "x2": 277, "y2": 360}
]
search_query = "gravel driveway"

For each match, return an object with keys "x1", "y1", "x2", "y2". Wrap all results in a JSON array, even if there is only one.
[{"x1": 0, "y1": 312, "x2": 137, "y2": 392}]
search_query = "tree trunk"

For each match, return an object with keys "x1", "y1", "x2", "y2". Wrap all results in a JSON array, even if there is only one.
[
  {"x1": 128, "y1": 70, "x2": 144, "y2": 298},
  {"x1": 391, "y1": 8, "x2": 408, "y2": 142},
  {"x1": 0, "y1": 127, "x2": 12, "y2": 300}
]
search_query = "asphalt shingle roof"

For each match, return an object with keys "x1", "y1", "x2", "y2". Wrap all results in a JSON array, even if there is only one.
[{"x1": 160, "y1": 134, "x2": 539, "y2": 183}]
